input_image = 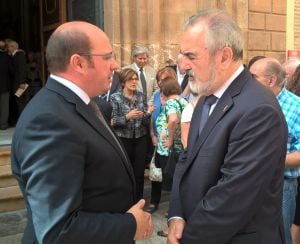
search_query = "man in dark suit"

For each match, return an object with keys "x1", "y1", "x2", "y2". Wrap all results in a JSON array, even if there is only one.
[
  {"x1": 7, "y1": 40, "x2": 29, "y2": 119},
  {"x1": 11, "y1": 21, "x2": 152, "y2": 244},
  {"x1": 168, "y1": 54, "x2": 189, "y2": 96},
  {"x1": 101, "y1": 71, "x2": 121, "y2": 102},
  {"x1": 0, "y1": 40, "x2": 13, "y2": 129},
  {"x1": 167, "y1": 9, "x2": 287, "y2": 244}
]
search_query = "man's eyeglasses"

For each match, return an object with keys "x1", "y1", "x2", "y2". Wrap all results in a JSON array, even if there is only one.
[{"x1": 78, "y1": 52, "x2": 116, "y2": 61}]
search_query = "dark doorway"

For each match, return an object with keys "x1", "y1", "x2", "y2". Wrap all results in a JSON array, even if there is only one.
[
  {"x1": 68, "y1": 0, "x2": 104, "y2": 28},
  {"x1": 0, "y1": 0, "x2": 41, "y2": 52}
]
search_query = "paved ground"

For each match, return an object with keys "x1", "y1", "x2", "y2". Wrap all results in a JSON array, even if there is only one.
[
  {"x1": 0, "y1": 178, "x2": 170, "y2": 244},
  {"x1": 0, "y1": 128, "x2": 170, "y2": 243},
  {"x1": 0, "y1": 203, "x2": 169, "y2": 244}
]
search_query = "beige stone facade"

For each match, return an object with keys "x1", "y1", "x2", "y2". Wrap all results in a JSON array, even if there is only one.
[{"x1": 104, "y1": 0, "x2": 287, "y2": 69}]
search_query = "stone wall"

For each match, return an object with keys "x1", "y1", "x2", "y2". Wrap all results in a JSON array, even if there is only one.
[
  {"x1": 247, "y1": 0, "x2": 286, "y2": 63},
  {"x1": 104, "y1": 0, "x2": 287, "y2": 68}
]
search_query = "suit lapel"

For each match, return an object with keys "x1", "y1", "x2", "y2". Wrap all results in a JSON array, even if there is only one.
[
  {"x1": 45, "y1": 78, "x2": 135, "y2": 183},
  {"x1": 76, "y1": 102, "x2": 135, "y2": 182},
  {"x1": 187, "y1": 67, "x2": 249, "y2": 167},
  {"x1": 188, "y1": 93, "x2": 233, "y2": 164}
]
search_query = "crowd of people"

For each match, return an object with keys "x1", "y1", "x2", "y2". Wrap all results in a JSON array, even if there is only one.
[
  {"x1": 9, "y1": 8, "x2": 300, "y2": 244},
  {"x1": 0, "y1": 39, "x2": 42, "y2": 130}
]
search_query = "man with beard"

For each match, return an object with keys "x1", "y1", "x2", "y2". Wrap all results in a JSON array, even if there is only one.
[{"x1": 167, "y1": 9, "x2": 287, "y2": 244}]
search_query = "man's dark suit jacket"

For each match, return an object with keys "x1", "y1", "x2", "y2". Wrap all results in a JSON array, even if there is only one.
[
  {"x1": 12, "y1": 50, "x2": 27, "y2": 91},
  {"x1": 168, "y1": 64, "x2": 189, "y2": 91},
  {"x1": 0, "y1": 50, "x2": 13, "y2": 93},
  {"x1": 169, "y1": 68, "x2": 288, "y2": 244},
  {"x1": 11, "y1": 77, "x2": 137, "y2": 244},
  {"x1": 110, "y1": 71, "x2": 122, "y2": 98}
]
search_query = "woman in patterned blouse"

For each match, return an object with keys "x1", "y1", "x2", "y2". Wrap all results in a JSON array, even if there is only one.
[
  {"x1": 110, "y1": 68, "x2": 154, "y2": 200},
  {"x1": 147, "y1": 76, "x2": 188, "y2": 215}
]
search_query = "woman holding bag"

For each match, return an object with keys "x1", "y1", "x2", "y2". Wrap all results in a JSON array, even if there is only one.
[{"x1": 147, "y1": 76, "x2": 187, "y2": 215}]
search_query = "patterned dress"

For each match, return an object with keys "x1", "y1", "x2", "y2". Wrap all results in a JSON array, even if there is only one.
[{"x1": 156, "y1": 97, "x2": 188, "y2": 156}]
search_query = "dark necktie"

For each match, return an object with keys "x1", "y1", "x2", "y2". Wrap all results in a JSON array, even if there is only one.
[
  {"x1": 89, "y1": 99, "x2": 127, "y2": 158},
  {"x1": 199, "y1": 95, "x2": 218, "y2": 135},
  {"x1": 181, "y1": 74, "x2": 189, "y2": 91},
  {"x1": 139, "y1": 68, "x2": 147, "y2": 96}
]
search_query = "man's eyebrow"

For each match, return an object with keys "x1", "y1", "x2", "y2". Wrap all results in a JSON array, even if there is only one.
[{"x1": 180, "y1": 51, "x2": 196, "y2": 58}]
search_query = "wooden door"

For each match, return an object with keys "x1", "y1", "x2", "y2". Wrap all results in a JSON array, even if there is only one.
[{"x1": 39, "y1": 0, "x2": 67, "y2": 83}]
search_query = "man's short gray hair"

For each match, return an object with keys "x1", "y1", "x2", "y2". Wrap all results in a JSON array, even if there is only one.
[
  {"x1": 184, "y1": 9, "x2": 243, "y2": 61},
  {"x1": 132, "y1": 46, "x2": 149, "y2": 58}
]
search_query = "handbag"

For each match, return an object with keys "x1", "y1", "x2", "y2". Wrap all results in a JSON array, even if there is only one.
[{"x1": 149, "y1": 149, "x2": 162, "y2": 182}]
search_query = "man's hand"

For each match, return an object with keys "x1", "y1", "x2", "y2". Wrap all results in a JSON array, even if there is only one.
[
  {"x1": 167, "y1": 218, "x2": 186, "y2": 244},
  {"x1": 127, "y1": 199, "x2": 153, "y2": 240},
  {"x1": 19, "y1": 83, "x2": 26, "y2": 89}
]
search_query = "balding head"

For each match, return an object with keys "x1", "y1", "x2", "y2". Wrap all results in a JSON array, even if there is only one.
[
  {"x1": 46, "y1": 21, "x2": 108, "y2": 74},
  {"x1": 250, "y1": 57, "x2": 286, "y2": 95}
]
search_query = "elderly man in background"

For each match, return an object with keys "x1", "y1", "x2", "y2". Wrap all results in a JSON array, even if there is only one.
[
  {"x1": 6, "y1": 39, "x2": 29, "y2": 120},
  {"x1": 168, "y1": 9, "x2": 287, "y2": 244},
  {"x1": 282, "y1": 59, "x2": 300, "y2": 86},
  {"x1": 250, "y1": 57, "x2": 300, "y2": 244}
]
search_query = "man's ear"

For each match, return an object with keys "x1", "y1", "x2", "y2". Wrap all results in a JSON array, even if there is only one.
[
  {"x1": 220, "y1": 47, "x2": 233, "y2": 69},
  {"x1": 69, "y1": 54, "x2": 86, "y2": 74},
  {"x1": 268, "y1": 75, "x2": 277, "y2": 87}
]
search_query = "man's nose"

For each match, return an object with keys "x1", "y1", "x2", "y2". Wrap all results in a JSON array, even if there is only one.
[
  {"x1": 181, "y1": 57, "x2": 191, "y2": 70},
  {"x1": 111, "y1": 59, "x2": 119, "y2": 70}
]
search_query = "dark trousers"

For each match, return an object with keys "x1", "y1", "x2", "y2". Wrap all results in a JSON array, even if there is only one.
[
  {"x1": 121, "y1": 135, "x2": 148, "y2": 200},
  {"x1": 0, "y1": 92, "x2": 9, "y2": 127},
  {"x1": 145, "y1": 129, "x2": 155, "y2": 166},
  {"x1": 16, "y1": 91, "x2": 29, "y2": 118},
  {"x1": 294, "y1": 177, "x2": 300, "y2": 225},
  {"x1": 150, "y1": 153, "x2": 172, "y2": 206}
]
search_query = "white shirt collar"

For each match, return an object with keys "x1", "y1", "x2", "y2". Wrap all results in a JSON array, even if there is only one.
[
  {"x1": 213, "y1": 64, "x2": 244, "y2": 99},
  {"x1": 50, "y1": 74, "x2": 90, "y2": 105},
  {"x1": 134, "y1": 62, "x2": 141, "y2": 71}
]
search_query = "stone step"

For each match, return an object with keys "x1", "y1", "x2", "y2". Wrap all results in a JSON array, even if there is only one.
[
  {"x1": 0, "y1": 185, "x2": 25, "y2": 212},
  {"x1": 0, "y1": 164, "x2": 17, "y2": 188},
  {"x1": 0, "y1": 147, "x2": 11, "y2": 166}
]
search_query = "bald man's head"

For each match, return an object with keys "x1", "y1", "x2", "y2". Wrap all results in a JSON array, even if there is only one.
[
  {"x1": 46, "y1": 21, "x2": 107, "y2": 74},
  {"x1": 250, "y1": 57, "x2": 286, "y2": 93}
]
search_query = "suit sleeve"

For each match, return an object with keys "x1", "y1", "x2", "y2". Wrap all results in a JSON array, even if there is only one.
[
  {"x1": 168, "y1": 150, "x2": 187, "y2": 218},
  {"x1": 12, "y1": 113, "x2": 136, "y2": 244},
  {"x1": 181, "y1": 104, "x2": 287, "y2": 243},
  {"x1": 14, "y1": 51, "x2": 27, "y2": 85}
]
